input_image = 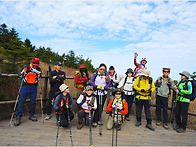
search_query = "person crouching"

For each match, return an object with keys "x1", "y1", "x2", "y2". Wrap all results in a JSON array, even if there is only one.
[
  {"x1": 76, "y1": 85, "x2": 97, "y2": 129},
  {"x1": 53, "y1": 84, "x2": 74, "y2": 127},
  {"x1": 106, "y1": 88, "x2": 128, "y2": 131}
]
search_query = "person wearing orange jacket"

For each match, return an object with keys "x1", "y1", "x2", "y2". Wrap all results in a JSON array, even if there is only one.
[{"x1": 106, "y1": 88, "x2": 128, "y2": 131}]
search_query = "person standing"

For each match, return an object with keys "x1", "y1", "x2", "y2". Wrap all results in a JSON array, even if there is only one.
[
  {"x1": 133, "y1": 52, "x2": 147, "y2": 78},
  {"x1": 173, "y1": 71, "x2": 192, "y2": 133},
  {"x1": 117, "y1": 68, "x2": 135, "y2": 121},
  {"x1": 45, "y1": 61, "x2": 66, "y2": 120},
  {"x1": 14, "y1": 57, "x2": 41, "y2": 126},
  {"x1": 76, "y1": 85, "x2": 97, "y2": 129},
  {"x1": 155, "y1": 68, "x2": 174, "y2": 129},
  {"x1": 91, "y1": 63, "x2": 110, "y2": 127},
  {"x1": 133, "y1": 69, "x2": 155, "y2": 131},
  {"x1": 53, "y1": 84, "x2": 74, "y2": 127}
]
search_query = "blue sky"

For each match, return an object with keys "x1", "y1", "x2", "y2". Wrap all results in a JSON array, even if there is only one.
[{"x1": 0, "y1": 0, "x2": 196, "y2": 81}]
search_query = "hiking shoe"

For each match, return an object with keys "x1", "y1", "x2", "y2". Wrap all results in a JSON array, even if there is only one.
[
  {"x1": 177, "y1": 128, "x2": 186, "y2": 133},
  {"x1": 97, "y1": 121, "x2": 103, "y2": 125},
  {"x1": 135, "y1": 121, "x2": 141, "y2": 127},
  {"x1": 173, "y1": 124, "x2": 180, "y2": 130},
  {"x1": 45, "y1": 115, "x2": 51, "y2": 120},
  {"x1": 156, "y1": 121, "x2": 162, "y2": 126},
  {"x1": 77, "y1": 123, "x2": 83, "y2": 130},
  {"x1": 163, "y1": 123, "x2": 170, "y2": 130},
  {"x1": 117, "y1": 124, "x2": 121, "y2": 131},
  {"x1": 92, "y1": 122, "x2": 97, "y2": 127},
  {"x1": 29, "y1": 115, "x2": 37, "y2": 121},
  {"x1": 14, "y1": 116, "x2": 21, "y2": 126},
  {"x1": 146, "y1": 124, "x2": 155, "y2": 131},
  {"x1": 125, "y1": 117, "x2": 130, "y2": 121}
]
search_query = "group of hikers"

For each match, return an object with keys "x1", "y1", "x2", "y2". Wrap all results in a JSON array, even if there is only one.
[{"x1": 12, "y1": 52, "x2": 194, "y2": 137}]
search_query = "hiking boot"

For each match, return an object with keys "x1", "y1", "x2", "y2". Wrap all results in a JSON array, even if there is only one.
[
  {"x1": 173, "y1": 124, "x2": 180, "y2": 130},
  {"x1": 146, "y1": 124, "x2": 155, "y2": 131},
  {"x1": 29, "y1": 115, "x2": 37, "y2": 121},
  {"x1": 117, "y1": 124, "x2": 121, "y2": 131},
  {"x1": 156, "y1": 121, "x2": 162, "y2": 126},
  {"x1": 177, "y1": 128, "x2": 186, "y2": 133},
  {"x1": 45, "y1": 115, "x2": 52, "y2": 120},
  {"x1": 77, "y1": 123, "x2": 83, "y2": 130},
  {"x1": 14, "y1": 116, "x2": 21, "y2": 126},
  {"x1": 92, "y1": 122, "x2": 97, "y2": 127},
  {"x1": 125, "y1": 117, "x2": 130, "y2": 121},
  {"x1": 135, "y1": 121, "x2": 141, "y2": 127},
  {"x1": 163, "y1": 123, "x2": 169, "y2": 130}
]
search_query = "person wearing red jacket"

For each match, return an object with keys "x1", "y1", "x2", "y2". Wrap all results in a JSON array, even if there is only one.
[{"x1": 106, "y1": 88, "x2": 128, "y2": 131}]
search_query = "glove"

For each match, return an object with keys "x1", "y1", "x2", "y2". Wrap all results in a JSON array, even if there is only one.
[
  {"x1": 97, "y1": 85, "x2": 104, "y2": 90},
  {"x1": 134, "y1": 52, "x2": 138, "y2": 58},
  {"x1": 141, "y1": 89, "x2": 146, "y2": 92}
]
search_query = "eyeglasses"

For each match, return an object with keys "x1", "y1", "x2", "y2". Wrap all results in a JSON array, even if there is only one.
[
  {"x1": 115, "y1": 92, "x2": 121, "y2": 95},
  {"x1": 100, "y1": 68, "x2": 105, "y2": 71},
  {"x1": 163, "y1": 71, "x2": 170, "y2": 73}
]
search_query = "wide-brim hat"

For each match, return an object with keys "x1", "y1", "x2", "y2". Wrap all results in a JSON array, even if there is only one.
[
  {"x1": 112, "y1": 88, "x2": 124, "y2": 96},
  {"x1": 59, "y1": 84, "x2": 69, "y2": 92},
  {"x1": 140, "y1": 69, "x2": 152, "y2": 77},
  {"x1": 125, "y1": 68, "x2": 133, "y2": 74},
  {"x1": 179, "y1": 71, "x2": 190, "y2": 79}
]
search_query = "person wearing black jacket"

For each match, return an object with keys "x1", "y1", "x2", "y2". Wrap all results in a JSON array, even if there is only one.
[{"x1": 45, "y1": 61, "x2": 66, "y2": 120}]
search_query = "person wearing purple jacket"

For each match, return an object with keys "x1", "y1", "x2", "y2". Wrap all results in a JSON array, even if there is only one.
[{"x1": 91, "y1": 63, "x2": 111, "y2": 127}]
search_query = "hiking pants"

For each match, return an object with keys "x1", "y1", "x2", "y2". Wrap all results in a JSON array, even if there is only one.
[
  {"x1": 124, "y1": 94, "x2": 134, "y2": 118},
  {"x1": 156, "y1": 95, "x2": 169, "y2": 123},
  {"x1": 93, "y1": 94, "x2": 107, "y2": 123},
  {"x1": 56, "y1": 111, "x2": 74, "y2": 127},
  {"x1": 106, "y1": 114, "x2": 124, "y2": 130},
  {"x1": 135, "y1": 99, "x2": 152, "y2": 124},
  {"x1": 78, "y1": 110, "x2": 93, "y2": 125},
  {"x1": 175, "y1": 101, "x2": 189, "y2": 129},
  {"x1": 16, "y1": 85, "x2": 37, "y2": 116},
  {"x1": 46, "y1": 87, "x2": 59, "y2": 115}
]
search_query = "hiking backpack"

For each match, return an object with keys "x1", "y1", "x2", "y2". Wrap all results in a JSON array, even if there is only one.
[
  {"x1": 178, "y1": 80, "x2": 196, "y2": 101},
  {"x1": 74, "y1": 71, "x2": 81, "y2": 88}
]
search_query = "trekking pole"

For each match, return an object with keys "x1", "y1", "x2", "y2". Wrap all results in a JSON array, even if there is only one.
[
  {"x1": 112, "y1": 108, "x2": 115, "y2": 146},
  {"x1": 9, "y1": 77, "x2": 24, "y2": 126},
  {"x1": 99, "y1": 90, "x2": 103, "y2": 136},
  {"x1": 56, "y1": 104, "x2": 62, "y2": 146},
  {"x1": 170, "y1": 90, "x2": 177, "y2": 126},
  {"x1": 89, "y1": 105, "x2": 93, "y2": 147},
  {"x1": 116, "y1": 109, "x2": 120, "y2": 146},
  {"x1": 39, "y1": 78, "x2": 44, "y2": 123},
  {"x1": 66, "y1": 100, "x2": 73, "y2": 146}
]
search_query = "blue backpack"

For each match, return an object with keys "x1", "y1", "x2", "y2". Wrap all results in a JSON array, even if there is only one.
[{"x1": 181, "y1": 80, "x2": 196, "y2": 101}]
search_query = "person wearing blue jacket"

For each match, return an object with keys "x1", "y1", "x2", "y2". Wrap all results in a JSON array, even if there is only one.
[
  {"x1": 53, "y1": 84, "x2": 74, "y2": 127},
  {"x1": 173, "y1": 71, "x2": 192, "y2": 133}
]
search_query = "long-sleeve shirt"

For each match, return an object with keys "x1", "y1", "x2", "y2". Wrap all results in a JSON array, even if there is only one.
[
  {"x1": 133, "y1": 58, "x2": 147, "y2": 78},
  {"x1": 77, "y1": 94, "x2": 97, "y2": 110},
  {"x1": 49, "y1": 70, "x2": 66, "y2": 90},
  {"x1": 75, "y1": 73, "x2": 88, "y2": 89},
  {"x1": 106, "y1": 98, "x2": 128, "y2": 115},
  {"x1": 117, "y1": 76, "x2": 134, "y2": 95},
  {"x1": 133, "y1": 76, "x2": 155, "y2": 100}
]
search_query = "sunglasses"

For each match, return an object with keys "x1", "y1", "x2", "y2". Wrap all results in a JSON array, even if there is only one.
[
  {"x1": 163, "y1": 71, "x2": 170, "y2": 73},
  {"x1": 115, "y1": 92, "x2": 121, "y2": 95}
]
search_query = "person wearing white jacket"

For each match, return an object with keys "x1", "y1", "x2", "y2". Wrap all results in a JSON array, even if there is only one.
[
  {"x1": 117, "y1": 68, "x2": 135, "y2": 121},
  {"x1": 76, "y1": 85, "x2": 97, "y2": 129}
]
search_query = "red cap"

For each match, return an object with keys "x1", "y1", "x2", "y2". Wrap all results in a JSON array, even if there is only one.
[
  {"x1": 80, "y1": 64, "x2": 86, "y2": 68},
  {"x1": 32, "y1": 57, "x2": 40, "y2": 66}
]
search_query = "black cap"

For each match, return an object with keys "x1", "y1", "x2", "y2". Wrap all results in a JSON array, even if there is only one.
[{"x1": 55, "y1": 61, "x2": 62, "y2": 66}]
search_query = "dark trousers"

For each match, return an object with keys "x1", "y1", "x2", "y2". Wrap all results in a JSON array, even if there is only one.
[
  {"x1": 46, "y1": 88, "x2": 58, "y2": 115},
  {"x1": 136, "y1": 99, "x2": 152, "y2": 124},
  {"x1": 124, "y1": 95, "x2": 134, "y2": 118},
  {"x1": 175, "y1": 101, "x2": 189, "y2": 129},
  {"x1": 56, "y1": 110, "x2": 74, "y2": 127},
  {"x1": 93, "y1": 94, "x2": 107, "y2": 122},
  {"x1": 156, "y1": 95, "x2": 169, "y2": 123},
  {"x1": 78, "y1": 110, "x2": 93, "y2": 125}
]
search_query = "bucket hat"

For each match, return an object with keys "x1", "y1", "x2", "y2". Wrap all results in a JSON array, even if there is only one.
[
  {"x1": 125, "y1": 68, "x2": 133, "y2": 74},
  {"x1": 179, "y1": 71, "x2": 190, "y2": 79},
  {"x1": 59, "y1": 84, "x2": 69, "y2": 92},
  {"x1": 112, "y1": 88, "x2": 124, "y2": 96}
]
